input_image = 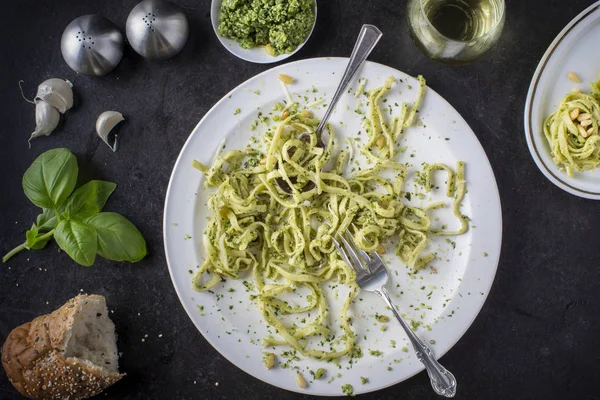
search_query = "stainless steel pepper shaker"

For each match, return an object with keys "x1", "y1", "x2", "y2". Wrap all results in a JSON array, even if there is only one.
[
  {"x1": 126, "y1": 0, "x2": 189, "y2": 60},
  {"x1": 61, "y1": 14, "x2": 124, "y2": 76}
]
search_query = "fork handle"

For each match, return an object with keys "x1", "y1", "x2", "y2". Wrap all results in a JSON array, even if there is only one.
[{"x1": 375, "y1": 286, "x2": 457, "y2": 398}]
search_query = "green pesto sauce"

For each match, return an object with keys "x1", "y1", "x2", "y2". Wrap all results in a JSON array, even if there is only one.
[
  {"x1": 314, "y1": 367, "x2": 326, "y2": 379},
  {"x1": 341, "y1": 384, "x2": 354, "y2": 396},
  {"x1": 218, "y1": 0, "x2": 315, "y2": 56}
]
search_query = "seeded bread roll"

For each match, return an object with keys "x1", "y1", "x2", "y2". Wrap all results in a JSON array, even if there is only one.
[{"x1": 1, "y1": 294, "x2": 124, "y2": 399}]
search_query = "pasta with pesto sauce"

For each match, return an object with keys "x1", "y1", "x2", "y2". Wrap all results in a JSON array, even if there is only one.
[
  {"x1": 543, "y1": 76, "x2": 600, "y2": 176},
  {"x1": 192, "y1": 76, "x2": 469, "y2": 360}
]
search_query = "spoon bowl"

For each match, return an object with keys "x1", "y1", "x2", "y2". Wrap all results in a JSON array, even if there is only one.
[{"x1": 275, "y1": 24, "x2": 383, "y2": 193}]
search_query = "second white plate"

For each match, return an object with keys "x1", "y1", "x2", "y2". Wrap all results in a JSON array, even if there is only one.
[{"x1": 525, "y1": 1, "x2": 600, "y2": 199}]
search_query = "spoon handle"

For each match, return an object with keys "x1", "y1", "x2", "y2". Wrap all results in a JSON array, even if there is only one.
[{"x1": 315, "y1": 24, "x2": 382, "y2": 134}]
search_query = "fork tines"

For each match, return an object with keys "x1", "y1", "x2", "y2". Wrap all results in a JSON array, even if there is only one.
[{"x1": 332, "y1": 229, "x2": 372, "y2": 276}]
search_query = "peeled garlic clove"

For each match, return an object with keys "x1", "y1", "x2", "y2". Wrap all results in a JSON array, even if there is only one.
[
  {"x1": 35, "y1": 78, "x2": 73, "y2": 114},
  {"x1": 30, "y1": 99, "x2": 60, "y2": 141},
  {"x1": 96, "y1": 111, "x2": 124, "y2": 152}
]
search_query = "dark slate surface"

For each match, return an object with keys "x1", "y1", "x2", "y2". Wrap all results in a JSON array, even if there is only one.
[{"x1": 1, "y1": 0, "x2": 599, "y2": 399}]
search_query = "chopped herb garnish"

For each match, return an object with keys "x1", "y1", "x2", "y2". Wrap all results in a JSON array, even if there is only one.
[
  {"x1": 314, "y1": 368, "x2": 326, "y2": 379},
  {"x1": 341, "y1": 384, "x2": 354, "y2": 396}
]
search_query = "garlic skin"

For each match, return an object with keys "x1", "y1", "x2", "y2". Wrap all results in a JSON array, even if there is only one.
[
  {"x1": 30, "y1": 99, "x2": 60, "y2": 141},
  {"x1": 96, "y1": 111, "x2": 125, "y2": 152},
  {"x1": 35, "y1": 79, "x2": 73, "y2": 114}
]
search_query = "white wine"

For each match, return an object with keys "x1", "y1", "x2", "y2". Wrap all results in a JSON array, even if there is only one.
[
  {"x1": 424, "y1": 0, "x2": 502, "y2": 42},
  {"x1": 407, "y1": 0, "x2": 505, "y2": 64}
]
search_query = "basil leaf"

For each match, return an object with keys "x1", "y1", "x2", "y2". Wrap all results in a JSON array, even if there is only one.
[
  {"x1": 64, "y1": 181, "x2": 117, "y2": 220},
  {"x1": 26, "y1": 226, "x2": 39, "y2": 247},
  {"x1": 30, "y1": 237, "x2": 52, "y2": 250},
  {"x1": 26, "y1": 227, "x2": 52, "y2": 250},
  {"x1": 27, "y1": 214, "x2": 55, "y2": 250},
  {"x1": 23, "y1": 148, "x2": 78, "y2": 210},
  {"x1": 30, "y1": 239, "x2": 51, "y2": 250},
  {"x1": 54, "y1": 220, "x2": 97, "y2": 266},
  {"x1": 36, "y1": 208, "x2": 57, "y2": 231},
  {"x1": 86, "y1": 212, "x2": 146, "y2": 262}
]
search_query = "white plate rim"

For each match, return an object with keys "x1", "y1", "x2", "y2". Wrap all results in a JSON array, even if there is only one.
[
  {"x1": 163, "y1": 57, "x2": 503, "y2": 396},
  {"x1": 209, "y1": 0, "x2": 317, "y2": 64},
  {"x1": 524, "y1": 0, "x2": 600, "y2": 200}
]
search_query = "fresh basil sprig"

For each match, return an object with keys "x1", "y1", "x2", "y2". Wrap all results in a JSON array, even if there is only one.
[{"x1": 3, "y1": 148, "x2": 146, "y2": 266}]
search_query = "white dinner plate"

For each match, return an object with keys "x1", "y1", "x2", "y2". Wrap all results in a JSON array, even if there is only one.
[
  {"x1": 164, "y1": 58, "x2": 502, "y2": 396},
  {"x1": 525, "y1": 1, "x2": 600, "y2": 199},
  {"x1": 210, "y1": 0, "x2": 317, "y2": 64}
]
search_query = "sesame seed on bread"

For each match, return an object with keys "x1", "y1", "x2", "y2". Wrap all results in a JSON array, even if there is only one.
[{"x1": 2, "y1": 295, "x2": 124, "y2": 399}]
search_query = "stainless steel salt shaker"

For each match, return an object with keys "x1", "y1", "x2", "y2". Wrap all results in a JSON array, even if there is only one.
[
  {"x1": 61, "y1": 14, "x2": 124, "y2": 76},
  {"x1": 126, "y1": 0, "x2": 189, "y2": 60}
]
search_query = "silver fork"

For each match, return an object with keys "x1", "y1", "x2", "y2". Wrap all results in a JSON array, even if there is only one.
[{"x1": 333, "y1": 230, "x2": 457, "y2": 398}]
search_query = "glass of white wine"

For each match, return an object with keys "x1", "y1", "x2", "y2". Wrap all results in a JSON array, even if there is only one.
[{"x1": 407, "y1": 0, "x2": 505, "y2": 64}]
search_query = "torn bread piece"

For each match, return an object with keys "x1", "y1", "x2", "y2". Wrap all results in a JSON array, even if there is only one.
[{"x1": 2, "y1": 295, "x2": 124, "y2": 400}]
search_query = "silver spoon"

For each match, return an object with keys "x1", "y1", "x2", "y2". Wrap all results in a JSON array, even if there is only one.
[{"x1": 276, "y1": 24, "x2": 383, "y2": 193}]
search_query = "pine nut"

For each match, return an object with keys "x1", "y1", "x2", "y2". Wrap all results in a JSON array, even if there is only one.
[
  {"x1": 570, "y1": 108, "x2": 580, "y2": 120},
  {"x1": 568, "y1": 72, "x2": 581, "y2": 83},
  {"x1": 577, "y1": 113, "x2": 592, "y2": 121},
  {"x1": 377, "y1": 244, "x2": 386, "y2": 254},
  {"x1": 265, "y1": 44, "x2": 275, "y2": 56},
  {"x1": 578, "y1": 124, "x2": 588, "y2": 137},
  {"x1": 581, "y1": 119, "x2": 593, "y2": 127},
  {"x1": 376, "y1": 135, "x2": 385, "y2": 149},
  {"x1": 263, "y1": 353, "x2": 276, "y2": 369},
  {"x1": 282, "y1": 111, "x2": 290, "y2": 119},
  {"x1": 587, "y1": 127, "x2": 594, "y2": 135},
  {"x1": 278, "y1": 74, "x2": 294, "y2": 84},
  {"x1": 296, "y1": 373, "x2": 308, "y2": 389}
]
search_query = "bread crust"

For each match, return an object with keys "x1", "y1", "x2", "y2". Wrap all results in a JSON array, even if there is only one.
[{"x1": 2, "y1": 295, "x2": 124, "y2": 399}]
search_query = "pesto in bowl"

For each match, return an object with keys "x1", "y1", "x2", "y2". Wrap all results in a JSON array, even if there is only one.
[{"x1": 217, "y1": 0, "x2": 316, "y2": 56}]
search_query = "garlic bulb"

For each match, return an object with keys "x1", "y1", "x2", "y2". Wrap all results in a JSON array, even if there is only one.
[
  {"x1": 35, "y1": 79, "x2": 73, "y2": 114},
  {"x1": 96, "y1": 111, "x2": 124, "y2": 152},
  {"x1": 30, "y1": 99, "x2": 60, "y2": 141}
]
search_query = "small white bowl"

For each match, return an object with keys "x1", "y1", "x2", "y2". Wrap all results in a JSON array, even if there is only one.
[{"x1": 210, "y1": 0, "x2": 317, "y2": 64}]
